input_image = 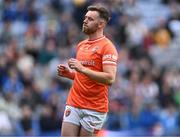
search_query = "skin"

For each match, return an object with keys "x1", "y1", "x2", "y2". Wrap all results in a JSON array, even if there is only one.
[{"x1": 58, "y1": 10, "x2": 117, "y2": 137}]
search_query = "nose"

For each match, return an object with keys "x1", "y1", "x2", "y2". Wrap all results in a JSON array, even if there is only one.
[{"x1": 83, "y1": 18, "x2": 88, "y2": 24}]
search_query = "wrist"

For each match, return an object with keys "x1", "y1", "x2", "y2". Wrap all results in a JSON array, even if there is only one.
[
  {"x1": 80, "y1": 66, "x2": 87, "y2": 74},
  {"x1": 67, "y1": 71, "x2": 75, "y2": 79}
]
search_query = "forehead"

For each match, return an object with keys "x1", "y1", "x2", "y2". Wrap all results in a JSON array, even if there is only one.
[{"x1": 85, "y1": 10, "x2": 99, "y2": 19}]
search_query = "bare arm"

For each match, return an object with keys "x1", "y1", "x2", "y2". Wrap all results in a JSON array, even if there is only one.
[
  {"x1": 68, "y1": 58, "x2": 117, "y2": 85},
  {"x1": 57, "y1": 64, "x2": 75, "y2": 80},
  {"x1": 81, "y1": 65, "x2": 116, "y2": 85}
]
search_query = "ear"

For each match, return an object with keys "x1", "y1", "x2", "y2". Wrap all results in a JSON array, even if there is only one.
[{"x1": 98, "y1": 20, "x2": 106, "y2": 29}]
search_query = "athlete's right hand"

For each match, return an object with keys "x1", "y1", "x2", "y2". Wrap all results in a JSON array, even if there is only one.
[{"x1": 57, "y1": 64, "x2": 70, "y2": 78}]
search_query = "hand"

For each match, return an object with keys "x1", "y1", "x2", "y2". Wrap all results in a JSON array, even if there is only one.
[
  {"x1": 68, "y1": 58, "x2": 85, "y2": 73},
  {"x1": 57, "y1": 64, "x2": 71, "y2": 78}
]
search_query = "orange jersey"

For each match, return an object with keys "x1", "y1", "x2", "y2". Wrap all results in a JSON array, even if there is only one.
[{"x1": 67, "y1": 36, "x2": 118, "y2": 113}]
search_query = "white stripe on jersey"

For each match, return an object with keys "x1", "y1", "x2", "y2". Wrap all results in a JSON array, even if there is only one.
[{"x1": 102, "y1": 61, "x2": 116, "y2": 65}]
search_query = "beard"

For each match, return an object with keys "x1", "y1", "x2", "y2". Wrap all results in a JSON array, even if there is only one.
[{"x1": 82, "y1": 24, "x2": 98, "y2": 35}]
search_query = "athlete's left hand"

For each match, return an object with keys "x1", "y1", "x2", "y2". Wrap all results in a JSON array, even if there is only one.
[{"x1": 68, "y1": 58, "x2": 84, "y2": 73}]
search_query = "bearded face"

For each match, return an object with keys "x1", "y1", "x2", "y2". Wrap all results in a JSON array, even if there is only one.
[
  {"x1": 82, "y1": 22, "x2": 99, "y2": 35},
  {"x1": 82, "y1": 11, "x2": 101, "y2": 35}
]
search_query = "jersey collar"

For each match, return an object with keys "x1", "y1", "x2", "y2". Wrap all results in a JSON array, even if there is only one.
[{"x1": 87, "y1": 36, "x2": 105, "y2": 43}]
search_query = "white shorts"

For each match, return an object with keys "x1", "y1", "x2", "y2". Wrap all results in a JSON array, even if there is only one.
[{"x1": 63, "y1": 105, "x2": 107, "y2": 133}]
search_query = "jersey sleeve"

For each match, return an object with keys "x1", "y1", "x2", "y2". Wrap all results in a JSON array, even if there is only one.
[{"x1": 102, "y1": 43, "x2": 118, "y2": 66}]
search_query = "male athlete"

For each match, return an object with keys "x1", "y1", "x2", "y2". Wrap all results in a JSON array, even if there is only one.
[{"x1": 57, "y1": 4, "x2": 118, "y2": 137}]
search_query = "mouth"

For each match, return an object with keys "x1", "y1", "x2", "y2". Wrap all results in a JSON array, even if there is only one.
[{"x1": 83, "y1": 24, "x2": 88, "y2": 28}]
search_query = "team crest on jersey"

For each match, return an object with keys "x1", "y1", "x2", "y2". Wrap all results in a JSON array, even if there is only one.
[
  {"x1": 92, "y1": 46, "x2": 99, "y2": 53},
  {"x1": 65, "y1": 108, "x2": 71, "y2": 117}
]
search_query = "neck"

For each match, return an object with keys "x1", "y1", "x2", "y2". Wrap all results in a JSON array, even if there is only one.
[{"x1": 88, "y1": 30, "x2": 104, "y2": 41}]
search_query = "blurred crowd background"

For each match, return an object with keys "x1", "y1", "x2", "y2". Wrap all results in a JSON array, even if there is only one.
[{"x1": 0, "y1": 0, "x2": 180, "y2": 136}]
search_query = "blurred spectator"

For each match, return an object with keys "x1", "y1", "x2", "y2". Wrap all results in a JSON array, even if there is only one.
[
  {"x1": 114, "y1": 13, "x2": 128, "y2": 46},
  {"x1": 0, "y1": 92, "x2": 21, "y2": 135},
  {"x1": 24, "y1": 22, "x2": 42, "y2": 60},
  {"x1": 143, "y1": 29, "x2": 154, "y2": 52},
  {"x1": 19, "y1": 105, "x2": 34, "y2": 136},
  {"x1": 154, "y1": 18, "x2": 171, "y2": 48},
  {"x1": 158, "y1": 70, "x2": 176, "y2": 108},
  {"x1": 0, "y1": 21, "x2": 12, "y2": 46},
  {"x1": 73, "y1": 0, "x2": 89, "y2": 28},
  {"x1": 160, "y1": 103, "x2": 179, "y2": 135},
  {"x1": 127, "y1": 96, "x2": 143, "y2": 130},
  {"x1": 139, "y1": 100, "x2": 160, "y2": 133},
  {"x1": 0, "y1": 111, "x2": 13, "y2": 135},
  {"x1": 126, "y1": 14, "x2": 148, "y2": 59},
  {"x1": 137, "y1": 72, "x2": 159, "y2": 103},
  {"x1": 2, "y1": 0, "x2": 17, "y2": 22},
  {"x1": 39, "y1": 103, "x2": 60, "y2": 135},
  {"x1": 2, "y1": 66, "x2": 24, "y2": 95},
  {"x1": 0, "y1": 54, "x2": 8, "y2": 91},
  {"x1": 19, "y1": 86, "x2": 34, "y2": 108},
  {"x1": 17, "y1": 50, "x2": 34, "y2": 86},
  {"x1": 38, "y1": 38, "x2": 57, "y2": 65},
  {"x1": 105, "y1": 98, "x2": 122, "y2": 131}
]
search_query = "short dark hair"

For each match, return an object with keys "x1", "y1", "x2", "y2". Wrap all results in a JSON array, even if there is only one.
[{"x1": 87, "y1": 4, "x2": 110, "y2": 23}]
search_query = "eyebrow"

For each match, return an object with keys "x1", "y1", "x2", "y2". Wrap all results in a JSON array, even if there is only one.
[{"x1": 84, "y1": 15, "x2": 95, "y2": 21}]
